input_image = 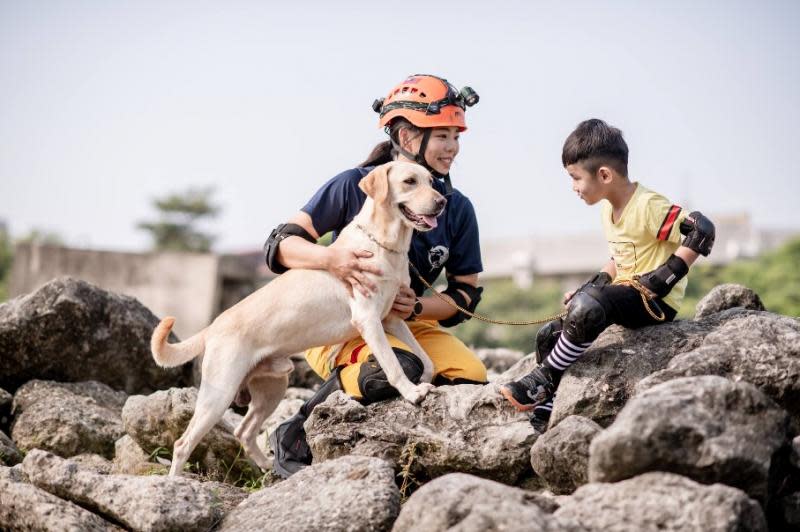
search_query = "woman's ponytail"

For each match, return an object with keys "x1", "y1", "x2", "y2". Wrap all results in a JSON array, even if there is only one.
[{"x1": 359, "y1": 119, "x2": 421, "y2": 168}]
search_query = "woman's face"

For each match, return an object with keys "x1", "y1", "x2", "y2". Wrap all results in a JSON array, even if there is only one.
[{"x1": 400, "y1": 126, "x2": 460, "y2": 174}]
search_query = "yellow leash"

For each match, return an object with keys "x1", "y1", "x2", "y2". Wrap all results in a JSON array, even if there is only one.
[
  {"x1": 410, "y1": 265, "x2": 665, "y2": 326},
  {"x1": 410, "y1": 264, "x2": 567, "y2": 326}
]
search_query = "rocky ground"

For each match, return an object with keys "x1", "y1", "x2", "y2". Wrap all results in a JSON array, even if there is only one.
[{"x1": 0, "y1": 277, "x2": 798, "y2": 531}]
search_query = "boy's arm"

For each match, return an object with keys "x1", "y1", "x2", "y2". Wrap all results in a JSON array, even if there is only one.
[{"x1": 639, "y1": 212, "x2": 715, "y2": 298}]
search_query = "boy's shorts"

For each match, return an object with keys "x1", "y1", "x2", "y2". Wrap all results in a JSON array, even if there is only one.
[{"x1": 304, "y1": 319, "x2": 488, "y2": 399}]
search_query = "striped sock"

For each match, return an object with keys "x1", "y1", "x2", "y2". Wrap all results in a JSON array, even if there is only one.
[{"x1": 544, "y1": 333, "x2": 592, "y2": 371}]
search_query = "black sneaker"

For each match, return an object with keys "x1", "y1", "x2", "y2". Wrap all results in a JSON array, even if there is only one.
[
  {"x1": 500, "y1": 366, "x2": 556, "y2": 412},
  {"x1": 530, "y1": 400, "x2": 553, "y2": 433},
  {"x1": 269, "y1": 412, "x2": 312, "y2": 479}
]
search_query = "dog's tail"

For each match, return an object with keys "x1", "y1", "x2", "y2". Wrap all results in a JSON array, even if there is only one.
[{"x1": 150, "y1": 317, "x2": 206, "y2": 368}]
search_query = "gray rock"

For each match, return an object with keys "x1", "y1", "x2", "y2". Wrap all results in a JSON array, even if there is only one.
[
  {"x1": 637, "y1": 311, "x2": 800, "y2": 428},
  {"x1": 695, "y1": 283, "x2": 765, "y2": 319},
  {"x1": 0, "y1": 386, "x2": 11, "y2": 430},
  {"x1": 69, "y1": 453, "x2": 113, "y2": 474},
  {"x1": 1, "y1": 429, "x2": 22, "y2": 465},
  {"x1": 0, "y1": 277, "x2": 190, "y2": 394},
  {"x1": 781, "y1": 492, "x2": 800, "y2": 528},
  {"x1": 11, "y1": 380, "x2": 125, "y2": 458},
  {"x1": 306, "y1": 384, "x2": 535, "y2": 484},
  {"x1": 589, "y1": 376, "x2": 788, "y2": 503},
  {"x1": 121, "y1": 387, "x2": 257, "y2": 481},
  {"x1": 0, "y1": 464, "x2": 26, "y2": 482},
  {"x1": 288, "y1": 353, "x2": 324, "y2": 390},
  {"x1": 112, "y1": 434, "x2": 164, "y2": 475},
  {"x1": 475, "y1": 347, "x2": 526, "y2": 378},
  {"x1": 555, "y1": 472, "x2": 766, "y2": 531},
  {"x1": 22, "y1": 449, "x2": 219, "y2": 532},
  {"x1": 392, "y1": 473, "x2": 576, "y2": 532},
  {"x1": 0, "y1": 474, "x2": 121, "y2": 531},
  {"x1": 255, "y1": 391, "x2": 309, "y2": 455},
  {"x1": 792, "y1": 435, "x2": 800, "y2": 468},
  {"x1": 531, "y1": 415, "x2": 602, "y2": 495},
  {"x1": 547, "y1": 308, "x2": 771, "y2": 429},
  {"x1": 220, "y1": 455, "x2": 399, "y2": 532},
  {"x1": 13, "y1": 379, "x2": 128, "y2": 413}
]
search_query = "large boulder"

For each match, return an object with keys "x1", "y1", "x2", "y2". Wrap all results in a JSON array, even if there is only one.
[
  {"x1": 694, "y1": 283, "x2": 765, "y2": 319},
  {"x1": 121, "y1": 387, "x2": 257, "y2": 481},
  {"x1": 306, "y1": 384, "x2": 536, "y2": 485},
  {"x1": 10, "y1": 380, "x2": 126, "y2": 458},
  {"x1": 0, "y1": 277, "x2": 191, "y2": 394},
  {"x1": 219, "y1": 455, "x2": 400, "y2": 532},
  {"x1": 589, "y1": 376, "x2": 789, "y2": 504},
  {"x1": 392, "y1": 473, "x2": 576, "y2": 532},
  {"x1": 548, "y1": 308, "x2": 776, "y2": 429},
  {"x1": 554, "y1": 472, "x2": 766, "y2": 531},
  {"x1": 0, "y1": 467, "x2": 122, "y2": 531},
  {"x1": 530, "y1": 415, "x2": 602, "y2": 495},
  {"x1": 637, "y1": 311, "x2": 800, "y2": 428},
  {"x1": 22, "y1": 450, "x2": 220, "y2": 532}
]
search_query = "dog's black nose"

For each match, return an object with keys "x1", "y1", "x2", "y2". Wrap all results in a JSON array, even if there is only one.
[{"x1": 435, "y1": 196, "x2": 447, "y2": 212}]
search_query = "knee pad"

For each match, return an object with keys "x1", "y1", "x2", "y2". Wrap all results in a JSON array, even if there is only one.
[
  {"x1": 564, "y1": 290, "x2": 609, "y2": 344},
  {"x1": 357, "y1": 349, "x2": 424, "y2": 404},
  {"x1": 535, "y1": 319, "x2": 563, "y2": 364}
]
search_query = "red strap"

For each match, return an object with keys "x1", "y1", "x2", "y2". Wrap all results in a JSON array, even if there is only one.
[
  {"x1": 349, "y1": 343, "x2": 367, "y2": 364},
  {"x1": 657, "y1": 205, "x2": 681, "y2": 241}
]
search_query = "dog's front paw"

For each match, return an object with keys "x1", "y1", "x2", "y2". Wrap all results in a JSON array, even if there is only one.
[{"x1": 402, "y1": 382, "x2": 435, "y2": 404}]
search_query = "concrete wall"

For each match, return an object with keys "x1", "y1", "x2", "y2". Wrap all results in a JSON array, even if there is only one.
[{"x1": 9, "y1": 243, "x2": 222, "y2": 339}]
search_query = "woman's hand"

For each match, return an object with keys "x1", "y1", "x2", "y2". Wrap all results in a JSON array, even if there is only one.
[
  {"x1": 390, "y1": 285, "x2": 417, "y2": 319},
  {"x1": 325, "y1": 247, "x2": 383, "y2": 297}
]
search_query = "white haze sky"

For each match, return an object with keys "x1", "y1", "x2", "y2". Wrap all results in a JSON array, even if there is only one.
[{"x1": 1, "y1": 0, "x2": 799, "y2": 253}]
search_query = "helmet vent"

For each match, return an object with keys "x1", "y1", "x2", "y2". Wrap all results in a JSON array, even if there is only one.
[{"x1": 420, "y1": 92, "x2": 426, "y2": 98}]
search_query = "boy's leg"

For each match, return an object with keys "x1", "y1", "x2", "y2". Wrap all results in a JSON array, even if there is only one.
[{"x1": 502, "y1": 288, "x2": 609, "y2": 412}]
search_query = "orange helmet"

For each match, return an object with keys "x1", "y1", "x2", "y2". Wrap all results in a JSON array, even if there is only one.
[{"x1": 373, "y1": 74, "x2": 479, "y2": 132}]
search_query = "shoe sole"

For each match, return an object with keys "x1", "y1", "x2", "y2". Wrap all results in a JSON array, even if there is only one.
[{"x1": 500, "y1": 386, "x2": 536, "y2": 412}]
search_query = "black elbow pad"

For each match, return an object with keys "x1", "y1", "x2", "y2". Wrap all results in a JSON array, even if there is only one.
[
  {"x1": 679, "y1": 211, "x2": 715, "y2": 256},
  {"x1": 439, "y1": 280, "x2": 483, "y2": 328},
  {"x1": 264, "y1": 223, "x2": 316, "y2": 274}
]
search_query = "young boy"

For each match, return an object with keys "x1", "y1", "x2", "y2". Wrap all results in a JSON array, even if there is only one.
[{"x1": 500, "y1": 118, "x2": 715, "y2": 432}]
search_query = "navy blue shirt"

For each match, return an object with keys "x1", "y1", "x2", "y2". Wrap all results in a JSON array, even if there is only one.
[{"x1": 301, "y1": 166, "x2": 483, "y2": 296}]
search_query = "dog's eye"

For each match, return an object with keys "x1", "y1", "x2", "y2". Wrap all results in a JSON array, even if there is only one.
[{"x1": 404, "y1": 178, "x2": 417, "y2": 185}]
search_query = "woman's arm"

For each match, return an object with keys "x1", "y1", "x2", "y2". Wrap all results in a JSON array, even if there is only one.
[{"x1": 275, "y1": 212, "x2": 382, "y2": 296}]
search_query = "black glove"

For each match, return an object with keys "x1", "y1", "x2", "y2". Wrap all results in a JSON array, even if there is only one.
[{"x1": 638, "y1": 254, "x2": 689, "y2": 298}]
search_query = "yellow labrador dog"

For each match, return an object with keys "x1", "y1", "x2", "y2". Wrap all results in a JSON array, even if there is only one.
[{"x1": 150, "y1": 161, "x2": 445, "y2": 476}]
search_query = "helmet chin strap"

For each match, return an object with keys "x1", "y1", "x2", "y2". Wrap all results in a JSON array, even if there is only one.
[{"x1": 390, "y1": 129, "x2": 453, "y2": 194}]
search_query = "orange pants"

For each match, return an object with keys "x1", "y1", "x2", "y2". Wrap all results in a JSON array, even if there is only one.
[{"x1": 305, "y1": 320, "x2": 487, "y2": 399}]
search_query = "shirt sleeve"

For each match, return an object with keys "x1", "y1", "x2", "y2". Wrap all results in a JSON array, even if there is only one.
[
  {"x1": 646, "y1": 193, "x2": 688, "y2": 245},
  {"x1": 445, "y1": 195, "x2": 483, "y2": 276},
  {"x1": 300, "y1": 170, "x2": 362, "y2": 236}
]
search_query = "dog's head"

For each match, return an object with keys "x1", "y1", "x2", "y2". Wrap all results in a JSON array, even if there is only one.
[{"x1": 358, "y1": 161, "x2": 446, "y2": 232}]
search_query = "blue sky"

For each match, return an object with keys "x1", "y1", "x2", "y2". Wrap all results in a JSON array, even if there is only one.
[{"x1": 1, "y1": 0, "x2": 798, "y2": 252}]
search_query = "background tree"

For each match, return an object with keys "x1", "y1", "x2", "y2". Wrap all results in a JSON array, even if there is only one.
[{"x1": 138, "y1": 187, "x2": 220, "y2": 253}]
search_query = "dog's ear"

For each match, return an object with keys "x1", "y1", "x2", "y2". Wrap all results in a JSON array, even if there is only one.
[{"x1": 358, "y1": 164, "x2": 390, "y2": 206}]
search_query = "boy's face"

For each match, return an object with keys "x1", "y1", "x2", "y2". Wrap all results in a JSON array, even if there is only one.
[{"x1": 566, "y1": 163, "x2": 605, "y2": 205}]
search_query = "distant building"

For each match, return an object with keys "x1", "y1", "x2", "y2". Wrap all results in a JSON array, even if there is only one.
[{"x1": 480, "y1": 212, "x2": 799, "y2": 288}]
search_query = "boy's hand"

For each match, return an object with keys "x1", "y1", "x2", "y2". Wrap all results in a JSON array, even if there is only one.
[
  {"x1": 565, "y1": 271, "x2": 613, "y2": 305},
  {"x1": 390, "y1": 285, "x2": 417, "y2": 319}
]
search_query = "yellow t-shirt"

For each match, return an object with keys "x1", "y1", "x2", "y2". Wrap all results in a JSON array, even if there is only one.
[{"x1": 601, "y1": 183, "x2": 688, "y2": 311}]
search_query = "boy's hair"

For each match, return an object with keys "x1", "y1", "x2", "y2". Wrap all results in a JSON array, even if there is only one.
[{"x1": 562, "y1": 119, "x2": 628, "y2": 177}]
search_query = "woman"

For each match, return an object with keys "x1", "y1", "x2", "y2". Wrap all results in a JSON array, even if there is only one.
[{"x1": 266, "y1": 74, "x2": 488, "y2": 477}]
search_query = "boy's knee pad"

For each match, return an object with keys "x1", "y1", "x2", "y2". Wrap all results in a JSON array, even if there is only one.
[
  {"x1": 535, "y1": 319, "x2": 564, "y2": 364},
  {"x1": 357, "y1": 349, "x2": 424, "y2": 404},
  {"x1": 564, "y1": 291, "x2": 609, "y2": 344}
]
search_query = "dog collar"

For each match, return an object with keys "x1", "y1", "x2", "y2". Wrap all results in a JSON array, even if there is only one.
[{"x1": 355, "y1": 224, "x2": 405, "y2": 254}]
